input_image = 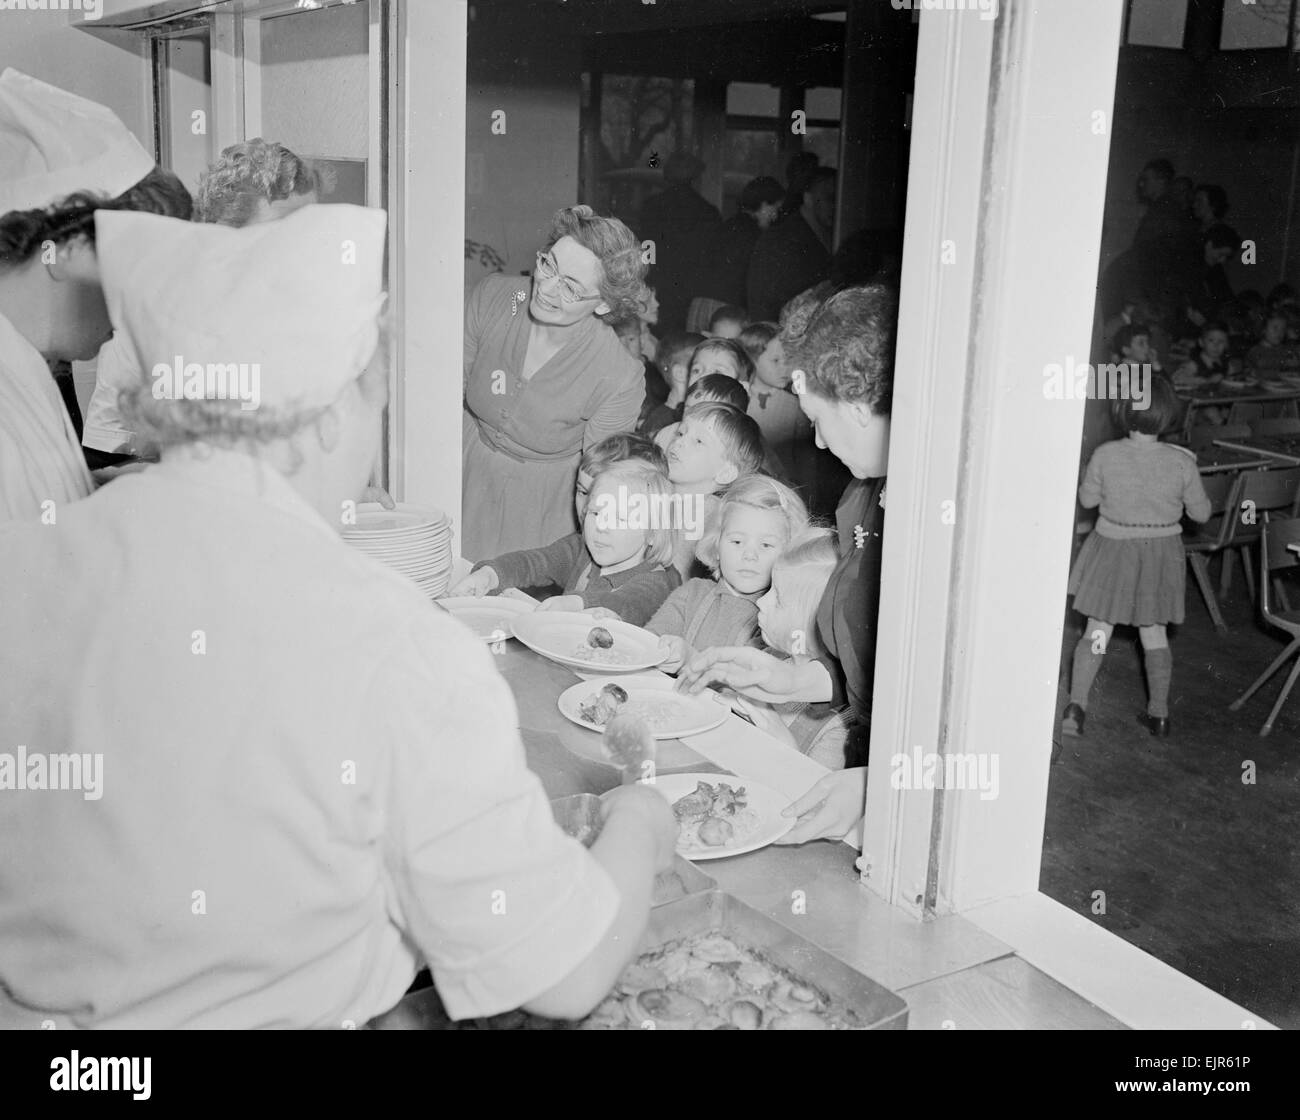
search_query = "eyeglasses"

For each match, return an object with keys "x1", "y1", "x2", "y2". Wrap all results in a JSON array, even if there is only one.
[{"x1": 535, "y1": 250, "x2": 601, "y2": 304}]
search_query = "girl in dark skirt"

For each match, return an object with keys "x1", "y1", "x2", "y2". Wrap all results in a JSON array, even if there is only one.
[{"x1": 1064, "y1": 377, "x2": 1211, "y2": 738}]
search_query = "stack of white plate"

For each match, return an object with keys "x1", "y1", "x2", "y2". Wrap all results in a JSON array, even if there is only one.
[{"x1": 341, "y1": 502, "x2": 452, "y2": 598}]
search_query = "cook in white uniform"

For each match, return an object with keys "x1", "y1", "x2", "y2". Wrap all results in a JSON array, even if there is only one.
[
  {"x1": 0, "y1": 204, "x2": 676, "y2": 1028},
  {"x1": 81, "y1": 137, "x2": 320, "y2": 459},
  {"x1": 0, "y1": 68, "x2": 163, "y2": 519}
]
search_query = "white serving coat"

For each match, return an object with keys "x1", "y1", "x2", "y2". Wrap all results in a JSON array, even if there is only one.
[
  {"x1": 0, "y1": 449, "x2": 619, "y2": 1027},
  {"x1": 0, "y1": 307, "x2": 93, "y2": 520}
]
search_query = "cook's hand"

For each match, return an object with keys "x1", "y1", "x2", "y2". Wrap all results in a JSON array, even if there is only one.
[
  {"x1": 539, "y1": 594, "x2": 585, "y2": 613},
  {"x1": 775, "y1": 768, "x2": 867, "y2": 845},
  {"x1": 656, "y1": 634, "x2": 686, "y2": 673},
  {"x1": 361, "y1": 485, "x2": 396, "y2": 509},
  {"x1": 676, "y1": 646, "x2": 798, "y2": 703},
  {"x1": 599, "y1": 784, "x2": 677, "y2": 873},
  {"x1": 449, "y1": 567, "x2": 497, "y2": 598}
]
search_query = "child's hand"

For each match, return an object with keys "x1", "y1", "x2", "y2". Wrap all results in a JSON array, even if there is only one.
[
  {"x1": 656, "y1": 634, "x2": 686, "y2": 672},
  {"x1": 775, "y1": 769, "x2": 867, "y2": 845},
  {"x1": 449, "y1": 567, "x2": 497, "y2": 598},
  {"x1": 538, "y1": 594, "x2": 585, "y2": 613}
]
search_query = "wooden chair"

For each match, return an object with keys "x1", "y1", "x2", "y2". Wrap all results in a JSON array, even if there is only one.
[
  {"x1": 1228, "y1": 514, "x2": 1300, "y2": 735},
  {"x1": 1249, "y1": 417, "x2": 1300, "y2": 438},
  {"x1": 1184, "y1": 471, "x2": 1242, "y2": 633},
  {"x1": 1218, "y1": 466, "x2": 1300, "y2": 604},
  {"x1": 1187, "y1": 423, "x2": 1250, "y2": 451}
]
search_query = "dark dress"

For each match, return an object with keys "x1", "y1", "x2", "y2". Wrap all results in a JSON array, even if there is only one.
[{"x1": 814, "y1": 477, "x2": 886, "y2": 769}]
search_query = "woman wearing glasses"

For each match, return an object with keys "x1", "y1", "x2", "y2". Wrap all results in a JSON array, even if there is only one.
[{"x1": 462, "y1": 205, "x2": 648, "y2": 559}]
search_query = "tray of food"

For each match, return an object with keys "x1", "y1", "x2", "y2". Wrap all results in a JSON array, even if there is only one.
[{"x1": 370, "y1": 889, "x2": 907, "y2": 1030}]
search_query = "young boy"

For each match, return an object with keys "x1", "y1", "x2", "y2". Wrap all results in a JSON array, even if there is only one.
[
  {"x1": 653, "y1": 374, "x2": 751, "y2": 450},
  {"x1": 707, "y1": 304, "x2": 749, "y2": 340},
  {"x1": 1245, "y1": 312, "x2": 1300, "y2": 377},
  {"x1": 663, "y1": 402, "x2": 766, "y2": 579},
  {"x1": 638, "y1": 330, "x2": 704, "y2": 436},
  {"x1": 687, "y1": 337, "x2": 754, "y2": 387},
  {"x1": 746, "y1": 331, "x2": 814, "y2": 491}
]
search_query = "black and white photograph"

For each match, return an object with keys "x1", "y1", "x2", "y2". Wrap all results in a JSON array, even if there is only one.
[{"x1": 0, "y1": 0, "x2": 1295, "y2": 1074}]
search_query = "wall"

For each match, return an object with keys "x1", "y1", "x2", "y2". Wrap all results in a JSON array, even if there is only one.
[
  {"x1": 463, "y1": 6, "x2": 582, "y2": 292},
  {"x1": 0, "y1": 10, "x2": 150, "y2": 146}
]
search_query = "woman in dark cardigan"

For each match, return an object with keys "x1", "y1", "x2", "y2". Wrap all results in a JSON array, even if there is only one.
[{"x1": 678, "y1": 285, "x2": 894, "y2": 843}]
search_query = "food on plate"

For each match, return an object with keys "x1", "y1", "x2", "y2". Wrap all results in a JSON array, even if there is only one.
[
  {"x1": 587, "y1": 626, "x2": 614, "y2": 649},
  {"x1": 577, "y1": 683, "x2": 628, "y2": 725},
  {"x1": 671, "y1": 781, "x2": 755, "y2": 849},
  {"x1": 696, "y1": 817, "x2": 734, "y2": 847},
  {"x1": 569, "y1": 643, "x2": 635, "y2": 666}
]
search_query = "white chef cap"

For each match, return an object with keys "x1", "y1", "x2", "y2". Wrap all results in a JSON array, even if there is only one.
[
  {"x1": 94, "y1": 204, "x2": 388, "y2": 412},
  {"x1": 0, "y1": 68, "x2": 155, "y2": 215}
]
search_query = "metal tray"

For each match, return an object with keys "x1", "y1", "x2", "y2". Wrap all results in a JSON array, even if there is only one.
[{"x1": 643, "y1": 890, "x2": 908, "y2": 1030}]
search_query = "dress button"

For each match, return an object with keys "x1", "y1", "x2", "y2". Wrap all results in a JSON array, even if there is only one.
[{"x1": 500, "y1": 409, "x2": 508, "y2": 419}]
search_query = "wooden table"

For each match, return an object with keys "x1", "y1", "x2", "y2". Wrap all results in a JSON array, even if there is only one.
[
  {"x1": 1177, "y1": 385, "x2": 1300, "y2": 436},
  {"x1": 1194, "y1": 444, "x2": 1283, "y2": 475}
]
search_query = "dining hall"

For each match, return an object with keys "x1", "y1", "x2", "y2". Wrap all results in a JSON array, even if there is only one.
[{"x1": 0, "y1": 0, "x2": 1296, "y2": 1047}]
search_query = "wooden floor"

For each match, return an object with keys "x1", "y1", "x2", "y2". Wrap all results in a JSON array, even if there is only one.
[{"x1": 1043, "y1": 559, "x2": 1300, "y2": 1030}]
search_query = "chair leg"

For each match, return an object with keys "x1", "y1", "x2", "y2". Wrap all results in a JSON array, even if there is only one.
[
  {"x1": 1241, "y1": 546, "x2": 1257, "y2": 601},
  {"x1": 1276, "y1": 577, "x2": 1292, "y2": 615},
  {"x1": 1231, "y1": 638, "x2": 1300, "y2": 710},
  {"x1": 1262, "y1": 649, "x2": 1300, "y2": 735},
  {"x1": 1220, "y1": 548, "x2": 1235, "y2": 597},
  {"x1": 1188, "y1": 554, "x2": 1227, "y2": 633}
]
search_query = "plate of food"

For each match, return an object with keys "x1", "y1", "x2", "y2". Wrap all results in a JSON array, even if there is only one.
[
  {"x1": 510, "y1": 611, "x2": 665, "y2": 672},
  {"x1": 437, "y1": 595, "x2": 536, "y2": 642},
  {"x1": 652, "y1": 772, "x2": 793, "y2": 860},
  {"x1": 558, "y1": 676, "x2": 728, "y2": 740}
]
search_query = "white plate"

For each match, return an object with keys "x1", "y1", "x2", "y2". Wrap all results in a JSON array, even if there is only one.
[
  {"x1": 557, "y1": 675, "x2": 728, "y2": 740},
  {"x1": 341, "y1": 502, "x2": 449, "y2": 533},
  {"x1": 438, "y1": 595, "x2": 536, "y2": 640},
  {"x1": 649, "y1": 772, "x2": 793, "y2": 861},
  {"x1": 509, "y1": 611, "x2": 665, "y2": 672}
]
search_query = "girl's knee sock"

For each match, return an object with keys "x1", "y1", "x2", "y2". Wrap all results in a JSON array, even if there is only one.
[
  {"x1": 1070, "y1": 637, "x2": 1105, "y2": 708},
  {"x1": 1144, "y1": 646, "x2": 1173, "y2": 718}
]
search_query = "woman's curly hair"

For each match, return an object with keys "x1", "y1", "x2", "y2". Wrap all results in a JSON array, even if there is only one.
[
  {"x1": 782, "y1": 283, "x2": 897, "y2": 417},
  {"x1": 0, "y1": 166, "x2": 192, "y2": 269},
  {"x1": 194, "y1": 138, "x2": 324, "y2": 227},
  {"x1": 544, "y1": 204, "x2": 647, "y2": 323}
]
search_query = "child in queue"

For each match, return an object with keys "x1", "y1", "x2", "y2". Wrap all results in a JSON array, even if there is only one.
[
  {"x1": 649, "y1": 476, "x2": 809, "y2": 672},
  {"x1": 1062, "y1": 378, "x2": 1210, "y2": 740},
  {"x1": 638, "y1": 330, "x2": 704, "y2": 436},
  {"x1": 575, "y1": 431, "x2": 667, "y2": 521},
  {"x1": 688, "y1": 337, "x2": 754, "y2": 387},
  {"x1": 451, "y1": 459, "x2": 680, "y2": 626},
  {"x1": 664, "y1": 402, "x2": 767, "y2": 580},
  {"x1": 744, "y1": 321, "x2": 814, "y2": 484},
  {"x1": 733, "y1": 529, "x2": 854, "y2": 769},
  {"x1": 707, "y1": 304, "x2": 749, "y2": 340},
  {"x1": 653, "y1": 373, "x2": 750, "y2": 450}
]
